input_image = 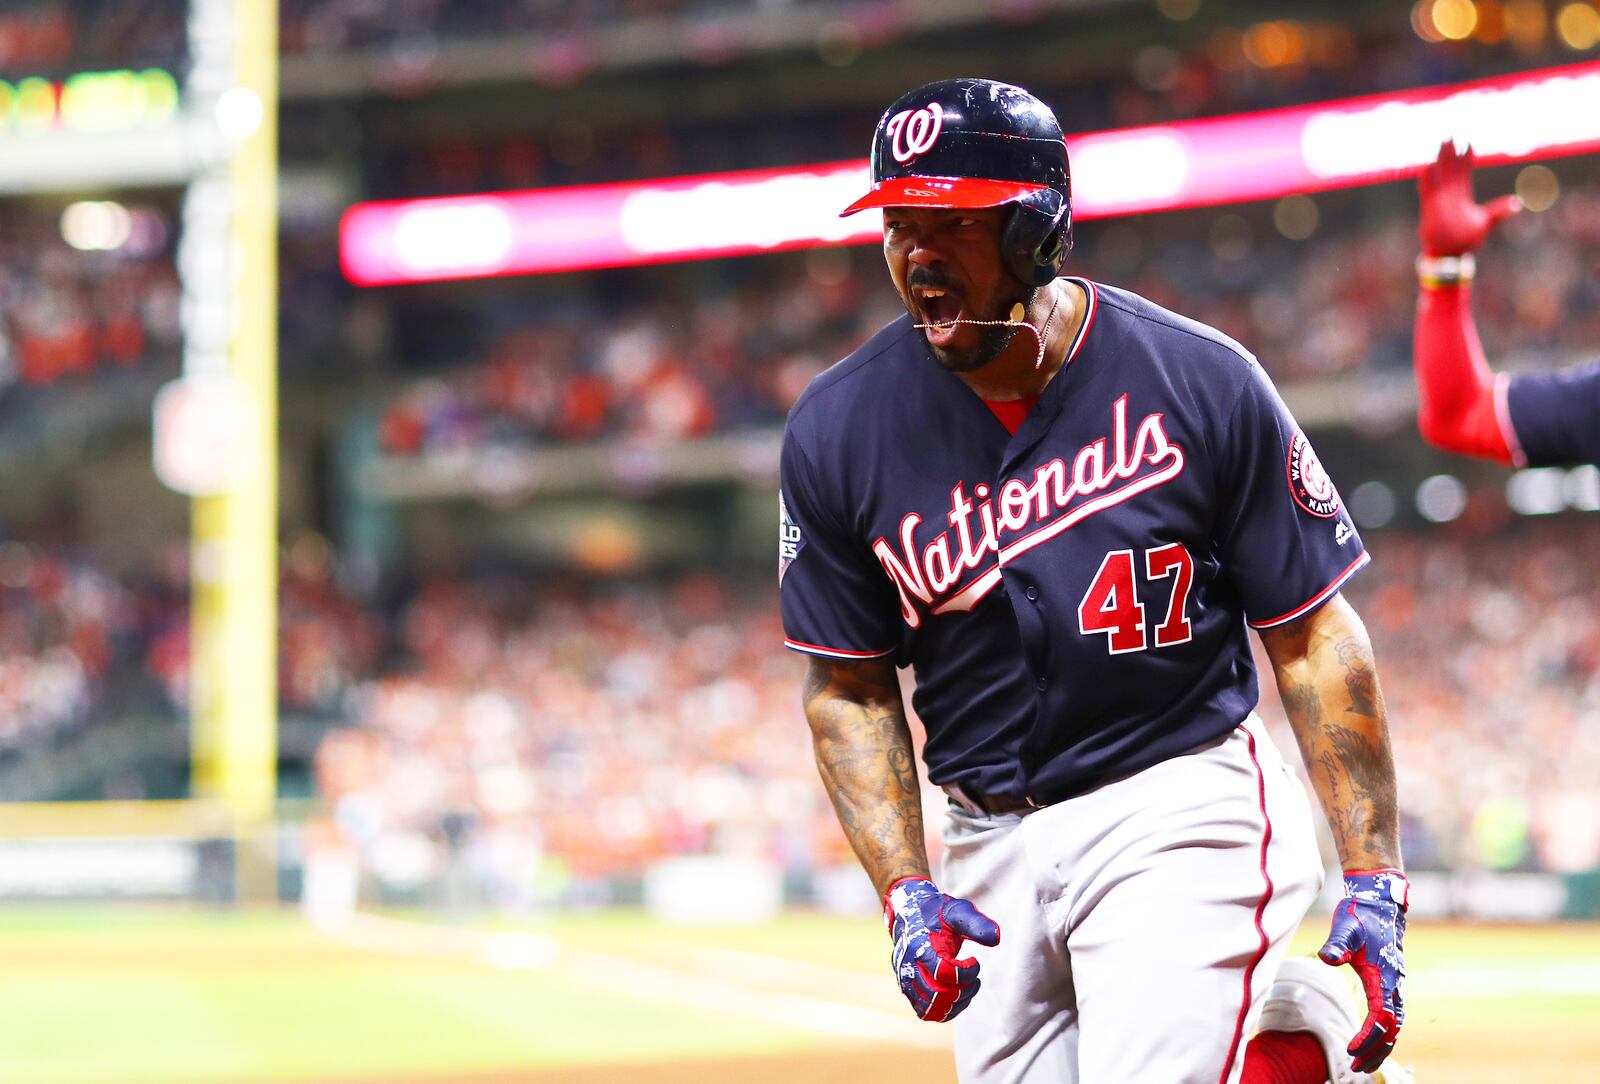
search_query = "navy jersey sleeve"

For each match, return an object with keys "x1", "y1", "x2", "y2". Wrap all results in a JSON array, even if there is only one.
[
  {"x1": 1213, "y1": 359, "x2": 1369, "y2": 629},
  {"x1": 778, "y1": 426, "x2": 898, "y2": 659},
  {"x1": 1504, "y1": 360, "x2": 1600, "y2": 467}
]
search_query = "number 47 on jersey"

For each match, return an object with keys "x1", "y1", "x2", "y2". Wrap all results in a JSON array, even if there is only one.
[{"x1": 1077, "y1": 543, "x2": 1194, "y2": 655}]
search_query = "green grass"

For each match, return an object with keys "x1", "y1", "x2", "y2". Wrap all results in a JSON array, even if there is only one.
[
  {"x1": 2, "y1": 906, "x2": 1597, "y2": 1084},
  {"x1": 0, "y1": 907, "x2": 876, "y2": 1084},
  {"x1": 510, "y1": 907, "x2": 893, "y2": 968}
]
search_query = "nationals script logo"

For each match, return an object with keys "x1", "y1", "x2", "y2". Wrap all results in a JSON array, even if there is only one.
[
  {"x1": 884, "y1": 104, "x2": 944, "y2": 163},
  {"x1": 872, "y1": 395, "x2": 1186, "y2": 627}
]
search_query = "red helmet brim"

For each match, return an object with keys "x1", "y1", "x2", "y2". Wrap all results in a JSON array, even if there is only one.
[{"x1": 840, "y1": 176, "x2": 1049, "y2": 217}]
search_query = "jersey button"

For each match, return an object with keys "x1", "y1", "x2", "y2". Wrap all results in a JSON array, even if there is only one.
[
  {"x1": 1035, "y1": 677, "x2": 1049, "y2": 692},
  {"x1": 1024, "y1": 586, "x2": 1039, "y2": 601}
]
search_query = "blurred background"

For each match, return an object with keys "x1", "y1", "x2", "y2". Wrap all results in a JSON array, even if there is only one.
[{"x1": 1, "y1": 1, "x2": 1598, "y2": 1082}]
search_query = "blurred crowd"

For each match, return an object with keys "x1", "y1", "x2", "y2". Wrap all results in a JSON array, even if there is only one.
[
  {"x1": 17, "y1": 0, "x2": 1583, "y2": 75},
  {"x1": 0, "y1": 540, "x2": 179, "y2": 760},
  {"x1": 378, "y1": 252, "x2": 893, "y2": 453},
  {"x1": 0, "y1": 1, "x2": 185, "y2": 76},
  {"x1": 1112, "y1": 175, "x2": 1600, "y2": 384},
  {"x1": 0, "y1": 216, "x2": 179, "y2": 394},
  {"x1": 298, "y1": 518, "x2": 1600, "y2": 908},
  {"x1": 7, "y1": 0, "x2": 902, "y2": 74},
  {"x1": 0, "y1": 535, "x2": 376, "y2": 765},
  {"x1": 310, "y1": 572, "x2": 839, "y2": 907},
  {"x1": 142, "y1": 535, "x2": 384, "y2": 718},
  {"x1": 357, "y1": 12, "x2": 1553, "y2": 200},
  {"x1": 13, "y1": 2, "x2": 1575, "y2": 128},
  {"x1": 6, "y1": 515, "x2": 1597, "y2": 893},
  {"x1": 1263, "y1": 519, "x2": 1600, "y2": 878},
  {"x1": 0, "y1": 542, "x2": 120, "y2": 756},
  {"x1": 279, "y1": 0, "x2": 791, "y2": 56}
]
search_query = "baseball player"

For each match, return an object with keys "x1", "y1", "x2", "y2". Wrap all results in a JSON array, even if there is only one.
[
  {"x1": 1414, "y1": 140, "x2": 1599, "y2": 466},
  {"x1": 779, "y1": 79, "x2": 1412, "y2": 1084}
]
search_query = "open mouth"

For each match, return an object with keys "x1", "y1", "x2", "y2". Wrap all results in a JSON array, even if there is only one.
[{"x1": 914, "y1": 286, "x2": 965, "y2": 347}]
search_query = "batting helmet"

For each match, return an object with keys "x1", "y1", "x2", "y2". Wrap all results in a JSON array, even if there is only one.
[{"x1": 842, "y1": 77, "x2": 1073, "y2": 287}]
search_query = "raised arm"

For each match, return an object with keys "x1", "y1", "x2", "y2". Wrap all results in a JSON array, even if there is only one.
[
  {"x1": 801, "y1": 654, "x2": 928, "y2": 897},
  {"x1": 1414, "y1": 140, "x2": 1521, "y2": 463},
  {"x1": 1415, "y1": 279, "x2": 1514, "y2": 462},
  {"x1": 1258, "y1": 592, "x2": 1408, "y2": 1073}
]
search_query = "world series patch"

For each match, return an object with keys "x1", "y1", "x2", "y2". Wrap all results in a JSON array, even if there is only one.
[
  {"x1": 779, "y1": 491, "x2": 803, "y2": 585},
  {"x1": 1286, "y1": 429, "x2": 1340, "y2": 518}
]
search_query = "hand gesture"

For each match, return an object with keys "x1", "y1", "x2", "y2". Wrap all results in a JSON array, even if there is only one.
[
  {"x1": 1419, "y1": 140, "x2": 1521, "y2": 256},
  {"x1": 1318, "y1": 869, "x2": 1410, "y2": 1073},
  {"x1": 883, "y1": 876, "x2": 1001, "y2": 1022}
]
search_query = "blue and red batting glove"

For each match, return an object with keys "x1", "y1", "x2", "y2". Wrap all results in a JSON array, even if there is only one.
[
  {"x1": 883, "y1": 876, "x2": 1001, "y2": 1023},
  {"x1": 1319, "y1": 868, "x2": 1410, "y2": 1074}
]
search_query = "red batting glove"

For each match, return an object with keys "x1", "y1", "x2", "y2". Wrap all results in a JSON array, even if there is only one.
[{"x1": 1419, "y1": 140, "x2": 1521, "y2": 257}]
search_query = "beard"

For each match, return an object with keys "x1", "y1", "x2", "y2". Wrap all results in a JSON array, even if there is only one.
[{"x1": 917, "y1": 284, "x2": 1039, "y2": 373}]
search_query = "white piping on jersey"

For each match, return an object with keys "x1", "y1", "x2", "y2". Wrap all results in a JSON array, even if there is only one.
[
  {"x1": 1248, "y1": 551, "x2": 1371, "y2": 629},
  {"x1": 782, "y1": 638, "x2": 895, "y2": 659},
  {"x1": 1062, "y1": 277, "x2": 1096, "y2": 367},
  {"x1": 871, "y1": 394, "x2": 1186, "y2": 628},
  {"x1": 1492, "y1": 371, "x2": 1528, "y2": 468}
]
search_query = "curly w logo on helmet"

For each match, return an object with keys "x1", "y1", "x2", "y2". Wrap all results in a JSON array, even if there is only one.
[{"x1": 885, "y1": 104, "x2": 944, "y2": 163}]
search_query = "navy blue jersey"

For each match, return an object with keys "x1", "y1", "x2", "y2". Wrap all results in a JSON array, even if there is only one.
[
  {"x1": 1504, "y1": 359, "x2": 1600, "y2": 467},
  {"x1": 779, "y1": 280, "x2": 1367, "y2": 803}
]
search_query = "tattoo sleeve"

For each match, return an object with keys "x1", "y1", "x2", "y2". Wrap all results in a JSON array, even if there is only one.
[
  {"x1": 1258, "y1": 594, "x2": 1402, "y2": 872},
  {"x1": 801, "y1": 655, "x2": 929, "y2": 898}
]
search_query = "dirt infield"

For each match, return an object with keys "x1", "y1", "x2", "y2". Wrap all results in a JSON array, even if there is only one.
[
  {"x1": 292, "y1": 1038, "x2": 1600, "y2": 1084},
  {"x1": 300, "y1": 1049, "x2": 958, "y2": 1084},
  {"x1": 309, "y1": 1036, "x2": 1600, "y2": 1084}
]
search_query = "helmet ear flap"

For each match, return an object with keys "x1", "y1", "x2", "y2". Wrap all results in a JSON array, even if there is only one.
[{"x1": 1002, "y1": 187, "x2": 1073, "y2": 286}]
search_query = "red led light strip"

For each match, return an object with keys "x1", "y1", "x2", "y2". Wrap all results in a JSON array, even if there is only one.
[{"x1": 341, "y1": 60, "x2": 1600, "y2": 285}]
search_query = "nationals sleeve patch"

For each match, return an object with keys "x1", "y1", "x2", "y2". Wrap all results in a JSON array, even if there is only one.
[
  {"x1": 1286, "y1": 429, "x2": 1341, "y2": 518},
  {"x1": 778, "y1": 491, "x2": 804, "y2": 585}
]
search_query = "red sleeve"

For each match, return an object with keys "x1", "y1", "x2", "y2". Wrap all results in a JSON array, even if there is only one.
[{"x1": 1414, "y1": 282, "x2": 1517, "y2": 466}]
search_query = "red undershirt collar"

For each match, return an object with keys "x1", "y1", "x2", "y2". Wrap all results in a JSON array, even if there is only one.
[{"x1": 982, "y1": 394, "x2": 1040, "y2": 436}]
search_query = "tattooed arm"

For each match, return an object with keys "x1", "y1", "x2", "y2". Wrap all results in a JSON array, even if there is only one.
[
  {"x1": 805, "y1": 654, "x2": 1001, "y2": 1021},
  {"x1": 1261, "y1": 594, "x2": 1410, "y2": 1070},
  {"x1": 802, "y1": 655, "x2": 928, "y2": 897},
  {"x1": 1257, "y1": 593, "x2": 1402, "y2": 871}
]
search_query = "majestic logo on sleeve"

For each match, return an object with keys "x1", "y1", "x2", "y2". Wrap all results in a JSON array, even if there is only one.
[
  {"x1": 885, "y1": 104, "x2": 944, "y2": 163},
  {"x1": 871, "y1": 396, "x2": 1186, "y2": 627},
  {"x1": 778, "y1": 491, "x2": 803, "y2": 586},
  {"x1": 1287, "y1": 429, "x2": 1341, "y2": 518}
]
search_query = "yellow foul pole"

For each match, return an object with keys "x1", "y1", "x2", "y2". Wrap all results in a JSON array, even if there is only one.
[{"x1": 189, "y1": 0, "x2": 279, "y2": 889}]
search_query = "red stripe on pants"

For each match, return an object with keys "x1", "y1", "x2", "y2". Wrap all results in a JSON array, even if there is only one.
[{"x1": 1217, "y1": 725, "x2": 1277, "y2": 1084}]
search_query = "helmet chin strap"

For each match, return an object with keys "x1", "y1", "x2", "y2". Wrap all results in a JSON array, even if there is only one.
[{"x1": 914, "y1": 281, "x2": 1063, "y2": 370}]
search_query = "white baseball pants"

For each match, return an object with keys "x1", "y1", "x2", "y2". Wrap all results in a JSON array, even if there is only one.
[{"x1": 941, "y1": 715, "x2": 1325, "y2": 1084}]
